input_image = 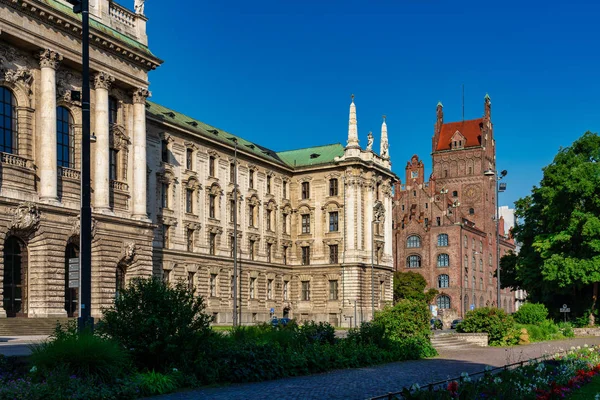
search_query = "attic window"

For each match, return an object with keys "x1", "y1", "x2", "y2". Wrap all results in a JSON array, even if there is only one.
[
  {"x1": 310, "y1": 153, "x2": 320, "y2": 159},
  {"x1": 246, "y1": 144, "x2": 255, "y2": 150},
  {"x1": 163, "y1": 112, "x2": 175, "y2": 118},
  {"x1": 187, "y1": 121, "x2": 198, "y2": 127},
  {"x1": 145, "y1": 102, "x2": 150, "y2": 109},
  {"x1": 208, "y1": 129, "x2": 219, "y2": 135}
]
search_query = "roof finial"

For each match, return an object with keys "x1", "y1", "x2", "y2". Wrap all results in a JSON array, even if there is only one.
[
  {"x1": 382, "y1": 114, "x2": 386, "y2": 122},
  {"x1": 346, "y1": 95, "x2": 359, "y2": 148},
  {"x1": 380, "y1": 115, "x2": 389, "y2": 159},
  {"x1": 351, "y1": 93, "x2": 355, "y2": 102}
]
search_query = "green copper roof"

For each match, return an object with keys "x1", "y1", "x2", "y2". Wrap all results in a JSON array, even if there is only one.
[
  {"x1": 277, "y1": 143, "x2": 345, "y2": 167},
  {"x1": 42, "y1": 0, "x2": 157, "y2": 59},
  {"x1": 146, "y1": 101, "x2": 344, "y2": 169}
]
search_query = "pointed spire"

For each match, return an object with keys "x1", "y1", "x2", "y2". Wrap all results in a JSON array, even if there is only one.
[
  {"x1": 347, "y1": 94, "x2": 359, "y2": 148},
  {"x1": 380, "y1": 114, "x2": 389, "y2": 159},
  {"x1": 484, "y1": 93, "x2": 491, "y2": 119}
]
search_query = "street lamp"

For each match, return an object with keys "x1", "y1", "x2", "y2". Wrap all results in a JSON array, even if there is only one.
[
  {"x1": 66, "y1": 0, "x2": 92, "y2": 333},
  {"x1": 228, "y1": 137, "x2": 239, "y2": 327},
  {"x1": 372, "y1": 201, "x2": 384, "y2": 320},
  {"x1": 483, "y1": 169, "x2": 507, "y2": 308}
]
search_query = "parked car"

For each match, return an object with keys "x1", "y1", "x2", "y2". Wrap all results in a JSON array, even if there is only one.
[
  {"x1": 430, "y1": 318, "x2": 443, "y2": 330},
  {"x1": 450, "y1": 319, "x2": 463, "y2": 329}
]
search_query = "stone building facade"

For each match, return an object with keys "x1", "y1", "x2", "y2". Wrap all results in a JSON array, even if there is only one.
[
  {"x1": 0, "y1": 0, "x2": 395, "y2": 325},
  {"x1": 392, "y1": 97, "x2": 515, "y2": 318}
]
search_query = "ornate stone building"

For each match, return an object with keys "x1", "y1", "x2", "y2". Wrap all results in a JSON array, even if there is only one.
[
  {"x1": 392, "y1": 96, "x2": 515, "y2": 318},
  {"x1": 0, "y1": 0, "x2": 395, "y2": 326}
]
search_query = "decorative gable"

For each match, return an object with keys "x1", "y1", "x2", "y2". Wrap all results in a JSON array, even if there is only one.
[{"x1": 450, "y1": 131, "x2": 466, "y2": 150}]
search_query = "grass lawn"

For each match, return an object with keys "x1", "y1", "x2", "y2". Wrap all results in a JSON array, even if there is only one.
[{"x1": 567, "y1": 374, "x2": 600, "y2": 399}]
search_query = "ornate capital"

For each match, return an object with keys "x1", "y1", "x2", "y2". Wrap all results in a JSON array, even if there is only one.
[
  {"x1": 132, "y1": 87, "x2": 151, "y2": 104},
  {"x1": 94, "y1": 72, "x2": 115, "y2": 90},
  {"x1": 39, "y1": 49, "x2": 63, "y2": 69}
]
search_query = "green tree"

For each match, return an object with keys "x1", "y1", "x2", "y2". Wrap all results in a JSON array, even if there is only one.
[
  {"x1": 393, "y1": 271, "x2": 438, "y2": 304},
  {"x1": 504, "y1": 132, "x2": 600, "y2": 325}
]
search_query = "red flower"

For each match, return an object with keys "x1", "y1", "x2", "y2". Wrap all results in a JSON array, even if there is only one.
[{"x1": 447, "y1": 381, "x2": 459, "y2": 393}]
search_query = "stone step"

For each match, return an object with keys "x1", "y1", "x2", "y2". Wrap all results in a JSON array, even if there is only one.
[{"x1": 0, "y1": 318, "x2": 74, "y2": 336}]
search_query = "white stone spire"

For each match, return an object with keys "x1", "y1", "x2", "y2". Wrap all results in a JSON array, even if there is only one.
[
  {"x1": 380, "y1": 115, "x2": 389, "y2": 159},
  {"x1": 347, "y1": 94, "x2": 359, "y2": 148}
]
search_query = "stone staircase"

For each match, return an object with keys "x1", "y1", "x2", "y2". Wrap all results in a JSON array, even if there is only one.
[
  {"x1": 0, "y1": 318, "x2": 74, "y2": 336},
  {"x1": 431, "y1": 332, "x2": 487, "y2": 351}
]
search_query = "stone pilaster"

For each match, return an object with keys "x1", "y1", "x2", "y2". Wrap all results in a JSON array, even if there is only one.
[
  {"x1": 93, "y1": 72, "x2": 114, "y2": 212},
  {"x1": 38, "y1": 49, "x2": 63, "y2": 202},
  {"x1": 365, "y1": 180, "x2": 374, "y2": 252},
  {"x1": 132, "y1": 87, "x2": 150, "y2": 219}
]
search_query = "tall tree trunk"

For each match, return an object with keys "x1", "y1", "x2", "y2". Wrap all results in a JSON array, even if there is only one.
[{"x1": 590, "y1": 282, "x2": 598, "y2": 326}]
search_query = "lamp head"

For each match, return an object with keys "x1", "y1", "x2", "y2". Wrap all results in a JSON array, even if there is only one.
[
  {"x1": 483, "y1": 169, "x2": 495, "y2": 177},
  {"x1": 500, "y1": 170, "x2": 508, "y2": 178}
]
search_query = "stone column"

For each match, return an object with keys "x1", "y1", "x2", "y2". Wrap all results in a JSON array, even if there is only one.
[
  {"x1": 38, "y1": 49, "x2": 63, "y2": 202},
  {"x1": 93, "y1": 72, "x2": 114, "y2": 212},
  {"x1": 365, "y1": 182, "x2": 374, "y2": 252},
  {"x1": 132, "y1": 88, "x2": 150, "y2": 219},
  {"x1": 345, "y1": 178, "x2": 355, "y2": 258},
  {"x1": 384, "y1": 193, "x2": 393, "y2": 262}
]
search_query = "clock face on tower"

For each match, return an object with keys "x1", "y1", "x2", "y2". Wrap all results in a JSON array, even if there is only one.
[
  {"x1": 411, "y1": 171, "x2": 418, "y2": 179},
  {"x1": 464, "y1": 185, "x2": 480, "y2": 201}
]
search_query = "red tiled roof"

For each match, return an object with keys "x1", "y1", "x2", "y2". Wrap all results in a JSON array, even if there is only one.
[{"x1": 436, "y1": 118, "x2": 484, "y2": 151}]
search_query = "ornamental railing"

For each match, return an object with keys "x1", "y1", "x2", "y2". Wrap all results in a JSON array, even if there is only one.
[
  {"x1": 1, "y1": 152, "x2": 31, "y2": 168},
  {"x1": 369, "y1": 347, "x2": 578, "y2": 400},
  {"x1": 110, "y1": 180, "x2": 129, "y2": 192},
  {"x1": 109, "y1": 2, "x2": 136, "y2": 28},
  {"x1": 60, "y1": 166, "x2": 81, "y2": 180}
]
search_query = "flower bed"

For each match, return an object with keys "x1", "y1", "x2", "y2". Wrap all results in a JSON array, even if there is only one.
[{"x1": 396, "y1": 345, "x2": 600, "y2": 399}]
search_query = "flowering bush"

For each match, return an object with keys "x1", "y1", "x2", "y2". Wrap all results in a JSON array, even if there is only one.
[{"x1": 400, "y1": 345, "x2": 600, "y2": 399}]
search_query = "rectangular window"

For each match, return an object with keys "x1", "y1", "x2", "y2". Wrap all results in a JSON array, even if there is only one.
[
  {"x1": 209, "y1": 195, "x2": 216, "y2": 219},
  {"x1": 161, "y1": 182, "x2": 169, "y2": 209},
  {"x1": 109, "y1": 96, "x2": 118, "y2": 125},
  {"x1": 210, "y1": 274, "x2": 217, "y2": 297},
  {"x1": 161, "y1": 140, "x2": 169, "y2": 163},
  {"x1": 267, "y1": 175, "x2": 271, "y2": 194},
  {"x1": 188, "y1": 272, "x2": 195, "y2": 292},
  {"x1": 436, "y1": 217, "x2": 441, "y2": 226},
  {"x1": 267, "y1": 279, "x2": 273, "y2": 300},
  {"x1": 186, "y1": 188, "x2": 193, "y2": 213},
  {"x1": 301, "y1": 182, "x2": 310, "y2": 199},
  {"x1": 301, "y1": 246, "x2": 310, "y2": 265},
  {"x1": 230, "y1": 235, "x2": 235, "y2": 257},
  {"x1": 162, "y1": 224, "x2": 169, "y2": 249},
  {"x1": 266, "y1": 210, "x2": 272, "y2": 231},
  {"x1": 230, "y1": 200, "x2": 235, "y2": 223},
  {"x1": 329, "y1": 179, "x2": 338, "y2": 196},
  {"x1": 380, "y1": 281, "x2": 385, "y2": 300},
  {"x1": 283, "y1": 281, "x2": 289, "y2": 300},
  {"x1": 282, "y1": 213, "x2": 287, "y2": 234},
  {"x1": 282, "y1": 246, "x2": 288, "y2": 265},
  {"x1": 301, "y1": 281, "x2": 310, "y2": 301},
  {"x1": 249, "y1": 277, "x2": 256, "y2": 299},
  {"x1": 329, "y1": 244, "x2": 338, "y2": 264},
  {"x1": 266, "y1": 243, "x2": 272, "y2": 263},
  {"x1": 301, "y1": 214, "x2": 310, "y2": 234},
  {"x1": 209, "y1": 156, "x2": 215, "y2": 177},
  {"x1": 249, "y1": 240, "x2": 255, "y2": 260},
  {"x1": 424, "y1": 218, "x2": 429, "y2": 227},
  {"x1": 186, "y1": 148, "x2": 193, "y2": 170},
  {"x1": 283, "y1": 181, "x2": 287, "y2": 198},
  {"x1": 187, "y1": 228, "x2": 194, "y2": 252},
  {"x1": 249, "y1": 205, "x2": 255, "y2": 227},
  {"x1": 109, "y1": 149, "x2": 118, "y2": 181},
  {"x1": 209, "y1": 233, "x2": 216, "y2": 255},
  {"x1": 329, "y1": 280, "x2": 338, "y2": 300},
  {"x1": 249, "y1": 170, "x2": 254, "y2": 189},
  {"x1": 329, "y1": 212, "x2": 339, "y2": 232},
  {"x1": 230, "y1": 163, "x2": 235, "y2": 182}
]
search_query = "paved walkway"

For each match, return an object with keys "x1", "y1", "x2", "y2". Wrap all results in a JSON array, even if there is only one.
[
  {"x1": 0, "y1": 335, "x2": 47, "y2": 356},
  {"x1": 151, "y1": 337, "x2": 600, "y2": 400}
]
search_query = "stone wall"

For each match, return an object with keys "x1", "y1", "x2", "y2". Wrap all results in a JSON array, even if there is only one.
[{"x1": 574, "y1": 328, "x2": 600, "y2": 337}]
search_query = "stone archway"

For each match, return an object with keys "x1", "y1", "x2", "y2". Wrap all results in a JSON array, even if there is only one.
[{"x1": 3, "y1": 236, "x2": 27, "y2": 317}]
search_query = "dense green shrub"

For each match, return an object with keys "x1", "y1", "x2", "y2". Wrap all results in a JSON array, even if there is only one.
[
  {"x1": 136, "y1": 371, "x2": 178, "y2": 396},
  {"x1": 557, "y1": 321, "x2": 574, "y2": 337},
  {"x1": 298, "y1": 321, "x2": 336, "y2": 345},
  {"x1": 347, "y1": 321, "x2": 389, "y2": 349},
  {"x1": 373, "y1": 299, "x2": 432, "y2": 343},
  {"x1": 457, "y1": 307, "x2": 516, "y2": 346},
  {"x1": 98, "y1": 277, "x2": 213, "y2": 372},
  {"x1": 513, "y1": 303, "x2": 548, "y2": 324},
  {"x1": 30, "y1": 322, "x2": 131, "y2": 383}
]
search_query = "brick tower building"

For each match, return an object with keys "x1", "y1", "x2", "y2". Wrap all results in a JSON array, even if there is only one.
[{"x1": 392, "y1": 95, "x2": 515, "y2": 318}]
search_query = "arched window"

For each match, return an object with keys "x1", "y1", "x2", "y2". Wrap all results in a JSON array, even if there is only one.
[
  {"x1": 463, "y1": 235, "x2": 468, "y2": 248},
  {"x1": 437, "y1": 234, "x2": 448, "y2": 246},
  {"x1": 438, "y1": 274, "x2": 449, "y2": 288},
  {"x1": 64, "y1": 243, "x2": 79, "y2": 317},
  {"x1": 0, "y1": 87, "x2": 17, "y2": 154},
  {"x1": 469, "y1": 208, "x2": 475, "y2": 215},
  {"x1": 437, "y1": 295, "x2": 450, "y2": 309},
  {"x1": 464, "y1": 295, "x2": 469, "y2": 313},
  {"x1": 406, "y1": 255, "x2": 421, "y2": 268},
  {"x1": 479, "y1": 296, "x2": 484, "y2": 308},
  {"x1": 479, "y1": 259, "x2": 483, "y2": 272},
  {"x1": 479, "y1": 278, "x2": 483, "y2": 290},
  {"x1": 115, "y1": 264, "x2": 126, "y2": 299},
  {"x1": 472, "y1": 275, "x2": 476, "y2": 288},
  {"x1": 407, "y1": 235, "x2": 421, "y2": 248},
  {"x1": 464, "y1": 255, "x2": 468, "y2": 270},
  {"x1": 437, "y1": 253, "x2": 449, "y2": 267},
  {"x1": 3, "y1": 236, "x2": 27, "y2": 317},
  {"x1": 57, "y1": 106, "x2": 74, "y2": 168}
]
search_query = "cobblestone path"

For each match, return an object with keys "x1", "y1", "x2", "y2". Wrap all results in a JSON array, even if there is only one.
[{"x1": 152, "y1": 337, "x2": 600, "y2": 400}]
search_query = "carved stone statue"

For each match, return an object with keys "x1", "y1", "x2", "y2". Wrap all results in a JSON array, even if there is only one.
[
  {"x1": 121, "y1": 242, "x2": 136, "y2": 264},
  {"x1": 381, "y1": 140, "x2": 389, "y2": 158},
  {"x1": 134, "y1": 0, "x2": 145, "y2": 14},
  {"x1": 10, "y1": 202, "x2": 40, "y2": 234},
  {"x1": 373, "y1": 201, "x2": 385, "y2": 222},
  {"x1": 366, "y1": 132, "x2": 374, "y2": 151}
]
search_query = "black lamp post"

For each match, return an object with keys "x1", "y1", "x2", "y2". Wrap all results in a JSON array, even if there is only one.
[{"x1": 66, "y1": 0, "x2": 93, "y2": 332}]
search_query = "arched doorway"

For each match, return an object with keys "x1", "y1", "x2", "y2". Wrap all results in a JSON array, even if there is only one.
[
  {"x1": 3, "y1": 236, "x2": 27, "y2": 317},
  {"x1": 115, "y1": 264, "x2": 126, "y2": 299},
  {"x1": 64, "y1": 242, "x2": 79, "y2": 317}
]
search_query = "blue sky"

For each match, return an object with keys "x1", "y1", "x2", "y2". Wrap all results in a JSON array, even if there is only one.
[{"x1": 143, "y1": 0, "x2": 600, "y2": 208}]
